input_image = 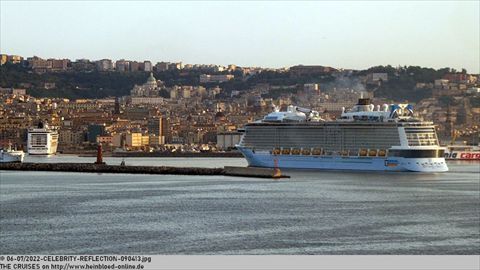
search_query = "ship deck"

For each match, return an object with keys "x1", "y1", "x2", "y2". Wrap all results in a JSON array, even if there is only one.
[{"x1": 246, "y1": 120, "x2": 435, "y2": 127}]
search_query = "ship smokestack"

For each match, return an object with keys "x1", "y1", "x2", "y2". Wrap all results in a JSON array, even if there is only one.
[{"x1": 357, "y1": 98, "x2": 371, "y2": 105}]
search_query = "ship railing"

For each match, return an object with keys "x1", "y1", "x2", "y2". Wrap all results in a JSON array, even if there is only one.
[{"x1": 271, "y1": 147, "x2": 388, "y2": 158}]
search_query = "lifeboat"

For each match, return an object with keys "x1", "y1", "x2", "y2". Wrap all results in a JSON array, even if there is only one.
[
  {"x1": 291, "y1": 149, "x2": 301, "y2": 155},
  {"x1": 359, "y1": 149, "x2": 368, "y2": 156},
  {"x1": 378, "y1": 149, "x2": 386, "y2": 157},
  {"x1": 272, "y1": 148, "x2": 281, "y2": 155},
  {"x1": 368, "y1": 149, "x2": 378, "y2": 156},
  {"x1": 341, "y1": 150, "x2": 349, "y2": 156},
  {"x1": 281, "y1": 148, "x2": 291, "y2": 155},
  {"x1": 312, "y1": 148, "x2": 322, "y2": 155},
  {"x1": 302, "y1": 149, "x2": 311, "y2": 155}
]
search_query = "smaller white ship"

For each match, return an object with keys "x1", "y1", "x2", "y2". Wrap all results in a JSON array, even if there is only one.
[
  {"x1": 0, "y1": 144, "x2": 25, "y2": 163},
  {"x1": 27, "y1": 122, "x2": 59, "y2": 155}
]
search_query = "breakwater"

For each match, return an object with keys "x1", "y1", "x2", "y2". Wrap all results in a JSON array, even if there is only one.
[
  {"x1": 71, "y1": 151, "x2": 243, "y2": 158},
  {"x1": 0, "y1": 163, "x2": 288, "y2": 178},
  {"x1": 110, "y1": 151, "x2": 243, "y2": 158},
  {"x1": 0, "y1": 162, "x2": 223, "y2": 175}
]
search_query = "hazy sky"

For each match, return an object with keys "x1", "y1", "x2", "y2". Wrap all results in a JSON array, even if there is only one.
[{"x1": 1, "y1": 1, "x2": 479, "y2": 72}]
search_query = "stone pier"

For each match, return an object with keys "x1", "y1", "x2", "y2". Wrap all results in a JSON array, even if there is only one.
[{"x1": 0, "y1": 163, "x2": 289, "y2": 178}]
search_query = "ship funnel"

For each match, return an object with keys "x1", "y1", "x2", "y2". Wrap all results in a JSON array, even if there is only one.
[{"x1": 357, "y1": 98, "x2": 371, "y2": 105}]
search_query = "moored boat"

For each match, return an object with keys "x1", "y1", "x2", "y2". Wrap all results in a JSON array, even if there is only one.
[{"x1": 0, "y1": 144, "x2": 25, "y2": 163}]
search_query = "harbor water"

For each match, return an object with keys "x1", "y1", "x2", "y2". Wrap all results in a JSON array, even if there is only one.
[{"x1": 0, "y1": 156, "x2": 479, "y2": 254}]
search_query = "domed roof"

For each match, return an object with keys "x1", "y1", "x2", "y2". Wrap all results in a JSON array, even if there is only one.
[
  {"x1": 145, "y1": 73, "x2": 157, "y2": 88},
  {"x1": 147, "y1": 72, "x2": 156, "y2": 82}
]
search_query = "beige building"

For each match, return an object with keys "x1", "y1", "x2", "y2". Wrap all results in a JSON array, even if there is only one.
[
  {"x1": 130, "y1": 61, "x2": 140, "y2": 72},
  {"x1": 112, "y1": 133, "x2": 123, "y2": 148},
  {"x1": 7, "y1": 55, "x2": 23, "y2": 64},
  {"x1": 141, "y1": 135, "x2": 150, "y2": 146},
  {"x1": 59, "y1": 130, "x2": 85, "y2": 148},
  {"x1": 131, "y1": 97, "x2": 164, "y2": 105},
  {"x1": 96, "y1": 136, "x2": 113, "y2": 144},
  {"x1": 169, "y1": 87, "x2": 178, "y2": 99},
  {"x1": 196, "y1": 86, "x2": 207, "y2": 97},
  {"x1": 217, "y1": 131, "x2": 243, "y2": 150},
  {"x1": 0, "y1": 54, "x2": 7, "y2": 65},
  {"x1": 126, "y1": 132, "x2": 142, "y2": 147},
  {"x1": 200, "y1": 74, "x2": 234, "y2": 83},
  {"x1": 304, "y1": 83, "x2": 320, "y2": 93},
  {"x1": 366, "y1": 73, "x2": 388, "y2": 84},
  {"x1": 12, "y1": 89, "x2": 26, "y2": 95},
  {"x1": 115, "y1": 60, "x2": 130, "y2": 72},
  {"x1": 29, "y1": 57, "x2": 52, "y2": 73},
  {"x1": 149, "y1": 134, "x2": 165, "y2": 146},
  {"x1": 182, "y1": 86, "x2": 192, "y2": 98},
  {"x1": 96, "y1": 59, "x2": 114, "y2": 71},
  {"x1": 434, "y1": 79, "x2": 449, "y2": 89},
  {"x1": 143, "y1": 61, "x2": 153, "y2": 72},
  {"x1": 50, "y1": 59, "x2": 69, "y2": 71},
  {"x1": 289, "y1": 65, "x2": 336, "y2": 76},
  {"x1": 155, "y1": 62, "x2": 169, "y2": 71},
  {"x1": 58, "y1": 100, "x2": 97, "y2": 110}
]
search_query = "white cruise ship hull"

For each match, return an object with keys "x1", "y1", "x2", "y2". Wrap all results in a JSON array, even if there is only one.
[{"x1": 238, "y1": 147, "x2": 448, "y2": 172}]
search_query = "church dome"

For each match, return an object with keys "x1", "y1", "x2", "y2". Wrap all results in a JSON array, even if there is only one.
[
  {"x1": 147, "y1": 72, "x2": 156, "y2": 82},
  {"x1": 145, "y1": 73, "x2": 157, "y2": 88}
]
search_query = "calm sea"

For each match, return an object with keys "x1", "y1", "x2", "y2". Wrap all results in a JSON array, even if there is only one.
[{"x1": 0, "y1": 156, "x2": 479, "y2": 254}]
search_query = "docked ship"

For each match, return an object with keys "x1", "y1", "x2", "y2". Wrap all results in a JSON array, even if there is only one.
[
  {"x1": 27, "y1": 122, "x2": 59, "y2": 155},
  {"x1": 444, "y1": 145, "x2": 480, "y2": 160},
  {"x1": 0, "y1": 144, "x2": 25, "y2": 163},
  {"x1": 237, "y1": 98, "x2": 448, "y2": 172}
]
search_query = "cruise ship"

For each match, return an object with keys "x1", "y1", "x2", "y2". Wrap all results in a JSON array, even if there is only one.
[
  {"x1": 27, "y1": 122, "x2": 59, "y2": 155},
  {"x1": 237, "y1": 98, "x2": 448, "y2": 172}
]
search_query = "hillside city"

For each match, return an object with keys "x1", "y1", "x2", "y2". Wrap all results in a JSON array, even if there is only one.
[{"x1": 1, "y1": 53, "x2": 479, "y2": 154}]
